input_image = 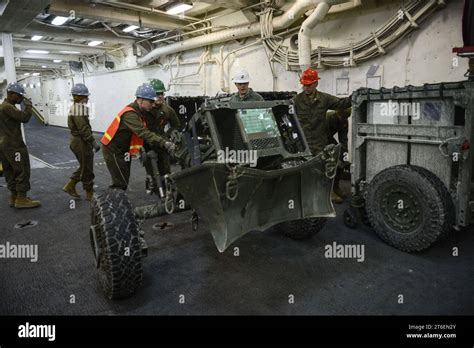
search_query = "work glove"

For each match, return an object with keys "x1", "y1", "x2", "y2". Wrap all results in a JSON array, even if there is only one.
[
  {"x1": 92, "y1": 140, "x2": 101, "y2": 153},
  {"x1": 169, "y1": 129, "x2": 181, "y2": 144},
  {"x1": 22, "y1": 98, "x2": 33, "y2": 107},
  {"x1": 164, "y1": 141, "x2": 176, "y2": 156}
]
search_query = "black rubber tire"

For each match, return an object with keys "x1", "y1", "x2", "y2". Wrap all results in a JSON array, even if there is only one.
[
  {"x1": 91, "y1": 189, "x2": 143, "y2": 300},
  {"x1": 274, "y1": 218, "x2": 327, "y2": 240},
  {"x1": 343, "y1": 208, "x2": 359, "y2": 229},
  {"x1": 366, "y1": 165, "x2": 454, "y2": 252}
]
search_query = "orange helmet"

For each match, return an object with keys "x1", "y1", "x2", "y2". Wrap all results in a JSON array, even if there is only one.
[{"x1": 300, "y1": 68, "x2": 320, "y2": 85}]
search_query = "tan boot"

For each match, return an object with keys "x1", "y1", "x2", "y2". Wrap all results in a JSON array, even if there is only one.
[
  {"x1": 63, "y1": 179, "x2": 80, "y2": 198},
  {"x1": 331, "y1": 190, "x2": 343, "y2": 204},
  {"x1": 9, "y1": 191, "x2": 17, "y2": 208},
  {"x1": 14, "y1": 192, "x2": 41, "y2": 209},
  {"x1": 86, "y1": 190, "x2": 94, "y2": 202}
]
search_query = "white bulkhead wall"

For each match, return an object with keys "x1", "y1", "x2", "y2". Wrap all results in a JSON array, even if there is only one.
[{"x1": 36, "y1": 0, "x2": 466, "y2": 133}]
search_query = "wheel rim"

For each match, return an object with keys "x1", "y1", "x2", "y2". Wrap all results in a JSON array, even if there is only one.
[{"x1": 380, "y1": 184, "x2": 422, "y2": 233}]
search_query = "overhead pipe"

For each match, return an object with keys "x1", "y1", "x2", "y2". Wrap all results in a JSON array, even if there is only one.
[
  {"x1": 298, "y1": 0, "x2": 359, "y2": 70},
  {"x1": 137, "y1": 0, "x2": 341, "y2": 65},
  {"x1": 298, "y1": 2, "x2": 331, "y2": 70}
]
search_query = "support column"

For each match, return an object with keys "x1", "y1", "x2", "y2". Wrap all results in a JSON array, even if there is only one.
[
  {"x1": 1, "y1": 32, "x2": 16, "y2": 83},
  {"x1": 2, "y1": 32, "x2": 26, "y2": 143}
]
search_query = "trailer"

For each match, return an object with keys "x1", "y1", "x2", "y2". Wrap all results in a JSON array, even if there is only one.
[{"x1": 344, "y1": 81, "x2": 474, "y2": 252}]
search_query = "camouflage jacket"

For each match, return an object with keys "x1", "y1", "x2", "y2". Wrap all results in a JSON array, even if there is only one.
[
  {"x1": 68, "y1": 102, "x2": 94, "y2": 145},
  {"x1": 0, "y1": 99, "x2": 32, "y2": 149},
  {"x1": 293, "y1": 90, "x2": 351, "y2": 154},
  {"x1": 229, "y1": 89, "x2": 264, "y2": 102},
  {"x1": 144, "y1": 103, "x2": 181, "y2": 136},
  {"x1": 105, "y1": 101, "x2": 169, "y2": 155}
]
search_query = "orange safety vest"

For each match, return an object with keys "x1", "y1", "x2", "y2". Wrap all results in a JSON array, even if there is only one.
[{"x1": 101, "y1": 106, "x2": 147, "y2": 156}]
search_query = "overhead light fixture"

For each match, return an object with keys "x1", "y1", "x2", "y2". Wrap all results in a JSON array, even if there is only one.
[
  {"x1": 166, "y1": 3, "x2": 193, "y2": 15},
  {"x1": 31, "y1": 35, "x2": 43, "y2": 41},
  {"x1": 24, "y1": 73, "x2": 30, "y2": 76},
  {"x1": 41, "y1": 65, "x2": 47, "y2": 68},
  {"x1": 123, "y1": 25, "x2": 139, "y2": 33},
  {"x1": 22, "y1": 84, "x2": 27, "y2": 88},
  {"x1": 51, "y1": 16, "x2": 69, "y2": 26},
  {"x1": 53, "y1": 59, "x2": 62, "y2": 63},
  {"x1": 59, "y1": 50, "x2": 81, "y2": 54},
  {"x1": 26, "y1": 49, "x2": 49, "y2": 54},
  {"x1": 32, "y1": 73, "x2": 40, "y2": 76},
  {"x1": 88, "y1": 40, "x2": 103, "y2": 46}
]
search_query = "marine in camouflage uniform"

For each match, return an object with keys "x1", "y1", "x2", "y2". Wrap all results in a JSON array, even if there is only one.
[
  {"x1": 327, "y1": 107, "x2": 351, "y2": 152},
  {"x1": 101, "y1": 84, "x2": 175, "y2": 191},
  {"x1": 143, "y1": 79, "x2": 181, "y2": 178},
  {"x1": 327, "y1": 107, "x2": 352, "y2": 199},
  {"x1": 63, "y1": 83, "x2": 101, "y2": 201},
  {"x1": 0, "y1": 82, "x2": 40, "y2": 209},
  {"x1": 229, "y1": 69, "x2": 264, "y2": 102},
  {"x1": 293, "y1": 68, "x2": 352, "y2": 203}
]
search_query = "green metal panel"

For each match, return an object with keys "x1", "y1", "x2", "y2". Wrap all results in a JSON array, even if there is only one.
[{"x1": 170, "y1": 146, "x2": 340, "y2": 252}]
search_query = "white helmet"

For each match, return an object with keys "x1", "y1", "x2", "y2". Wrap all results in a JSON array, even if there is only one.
[{"x1": 232, "y1": 69, "x2": 250, "y2": 83}]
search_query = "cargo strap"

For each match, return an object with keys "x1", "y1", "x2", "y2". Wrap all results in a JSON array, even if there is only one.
[
  {"x1": 164, "y1": 175, "x2": 175, "y2": 214},
  {"x1": 225, "y1": 165, "x2": 243, "y2": 201},
  {"x1": 321, "y1": 145, "x2": 338, "y2": 179}
]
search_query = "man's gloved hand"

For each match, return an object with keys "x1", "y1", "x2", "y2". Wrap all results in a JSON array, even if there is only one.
[
  {"x1": 22, "y1": 98, "x2": 33, "y2": 107},
  {"x1": 92, "y1": 141, "x2": 101, "y2": 153},
  {"x1": 164, "y1": 141, "x2": 176, "y2": 156},
  {"x1": 169, "y1": 129, "x2": 181, "y2": 144}
]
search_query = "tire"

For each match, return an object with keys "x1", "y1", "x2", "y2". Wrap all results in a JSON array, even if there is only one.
[
  {"x1": 464, "y1": 0, "x2": 474, "y2": 46},
  {"x1": 274, "y1": 218, "x2": 327, "y2": 240},
  {"x1": 90, "y1": 189, "x2": 143, "y2": 299},
  {"x1": 365, "y1": 165, "x2": 454, "y2": 252}
]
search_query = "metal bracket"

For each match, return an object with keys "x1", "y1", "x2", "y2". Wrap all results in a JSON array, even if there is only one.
[
  {"x1": 371, "y1": 32, "x2": 385, "y2": 54},
  {"x1": 401, "y1": 7, "x2": 418, "y2": 28}
]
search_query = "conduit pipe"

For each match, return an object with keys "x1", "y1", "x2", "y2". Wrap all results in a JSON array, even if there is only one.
[
  {"x1": 262, "y1": 0, "x2": 444, "y2": 69},
  {"x1": 137, "y1": 0, "x2": 336, "y2": 65},
  {"x1": 298, "y1": 0, "x2": 359, "y2": 69},
  {"x1": 298, "y1": 1, "x2": 331, "y2": 70}
]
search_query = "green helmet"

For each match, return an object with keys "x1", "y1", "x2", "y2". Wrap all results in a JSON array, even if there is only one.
[{"x1": 150, "y1": 79, "x2": 166, "y2": 93}]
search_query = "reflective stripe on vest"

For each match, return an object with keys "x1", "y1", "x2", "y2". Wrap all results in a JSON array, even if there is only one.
[{"x1": 100, "y1": 106, "x2": 146, "y2": 156}]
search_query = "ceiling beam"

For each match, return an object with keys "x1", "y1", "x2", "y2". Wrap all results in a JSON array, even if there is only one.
[
  {"x1": 15, "y1": 62, "x2": 68, "y2": 69},
  {"x1": 14, "y1": 50, "x2": 80, "y2": 62},
  {"x1": 13, "y1": 39, "x2": 114, "y2": 55},
  {"x1": 19, "y1": 22, "x2": 136, "y2": 45},
  {"x1": 49, "y1": 0, "x2": 190, "y2": 31},
  {"x1": 196, "y1": 0, "x2": 259, "y2": 11}
]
